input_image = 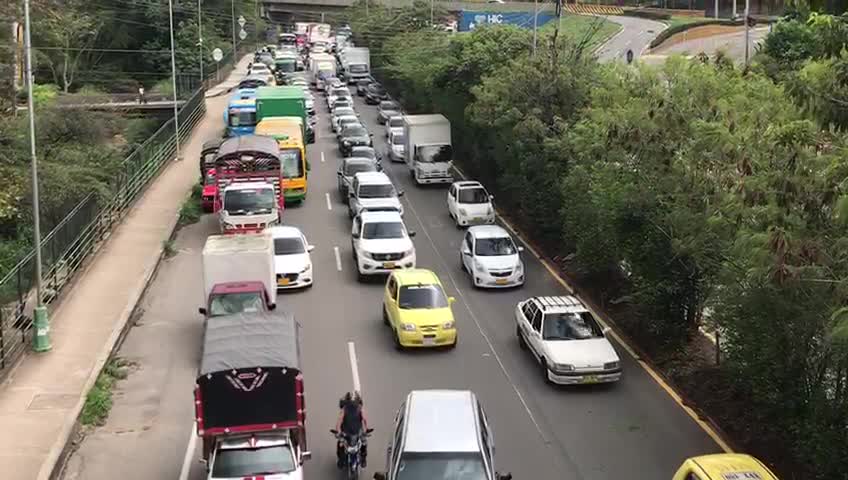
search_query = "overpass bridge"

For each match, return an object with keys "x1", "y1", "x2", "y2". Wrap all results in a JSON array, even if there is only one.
[{"x1": 262, "y1": 0, "x2": 562, "y2": 21}]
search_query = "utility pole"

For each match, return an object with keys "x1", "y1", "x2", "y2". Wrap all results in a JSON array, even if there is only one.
[
  {"x1": 24, "y1": 0, "x2": 50, "y2": 353},
  {"x1": 366, "y1": 0, "x2": 369, "y2": 16},
  {"x1": 198, "y1": 0, "x2": 204, "y2": 87},
  {"x1": 168, "y1": 0, "x2": 182, "y2": 161},
  {"x1": 714, "y1": 0, "x2": 719, "y2": 19},
  {"x1": 743, "y1": 0, "x2": 750, "y2": 67},
  {"x1": 430, "y1": 0, "x2": 434, "y2": 26},
  {"x1": 532, "y1": 0, "x2": 538, "y2": 56},
  {"x1": 231, "y1": 0, "x2": 237, "y2": 55}
]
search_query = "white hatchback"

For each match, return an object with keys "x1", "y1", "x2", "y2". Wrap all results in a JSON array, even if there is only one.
[
  {"x1": 268, "y1": 226, "x2": 315, "y2": 289},
  {"x1": 460, "y1": 225, "x2": 525, "y2": 288},
  {"x1": 515, "y1": 296, "x2": 622, "y2": 385},
  {"x1": 447, "y1": 181, "x2": 495, "y2": 227}
]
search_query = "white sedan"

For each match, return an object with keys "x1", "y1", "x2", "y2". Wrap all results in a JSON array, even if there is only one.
[
  {"x1": 269, "y1": 226, "x2": 315, "y2": 289},
  {"x1": 447, "y1": 181, "x2": 495, "y2": 227},
  {"x1": 460, "y1": 225, "x2": 524, "y2": 288}
]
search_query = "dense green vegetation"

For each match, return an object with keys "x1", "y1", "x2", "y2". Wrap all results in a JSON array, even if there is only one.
[{"x1": 352, "y1": 2, "x2": 848, "y2": 478}]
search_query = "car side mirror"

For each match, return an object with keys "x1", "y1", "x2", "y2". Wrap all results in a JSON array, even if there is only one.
[
  {"x1": 198, "y1": 307, "x2": 207, "y2": 315},
  {"x1": 352, "y1": 232, "x2": 360, "y2": 239},
  {"x1": 268, "y1": 303, "x2": 277, "y2": 311},
  {"x1": 398, "y1": 190, "x2": 405, "y2": 197},
  {"x1": 517, "y1": 246, "x2": 525, "y2": 252},
  {"x1": 369, "y1": 133, "x2": 374, "y2": 137},
  {"x1": 602, "y1": 327, "x2": 612, "y2": 334},
  {"x1": 448, "y1": 296, "x2": 456, "y2": 304},
  {"x1": 337, "y1": 171, "x2": 343, "y2": 177},
  {"x1": 489, "y1": 195, "x2": 495, "y2": 200},
  {"x1": 373, "y1": 473, "x2": 387, "y2": 480},
  {"x1": 307, "y1": 245, "x2": 315, "y2": 252},
  {"x1": 408, "y1": 230, "x2": 416, "y2": 237}
]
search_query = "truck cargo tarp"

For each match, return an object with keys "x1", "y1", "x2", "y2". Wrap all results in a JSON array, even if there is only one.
[
  {"x1": 197, "y1": 312, "x2": 302, "y2": 434},
  {"x1": 216, "y1": 135, "x2": 280, "y2": 161}
]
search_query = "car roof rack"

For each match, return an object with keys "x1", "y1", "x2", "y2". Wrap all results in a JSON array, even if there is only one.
[{"x1": 536, "y1": 295, "x2": 583, "y2": 311}]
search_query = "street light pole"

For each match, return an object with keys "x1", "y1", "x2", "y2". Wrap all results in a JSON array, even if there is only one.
[
  {"x1": 231, "y1": 0, "x2": 237, "y2": 55},
  {"x1": 430, "y1": 0, "x2": 434, "y2": 26},
  {"x1": 168, "y1": 0, "x2": 182, "y2": 161},
  {"x1": 198, "y1": 0, "x2": 204, "y2": 86},
  {"x1": 744, "y1": 0, "x2": 750, "y2": 66},
  {"x1": 532, "y1": 0, "x2": 538, "y2": 56},
  {"x1": 23, "y1": 0, "x2": 50, "y2": 353}
]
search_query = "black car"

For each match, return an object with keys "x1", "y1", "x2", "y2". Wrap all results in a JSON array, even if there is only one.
[
  {"x1": 338, "y1": 125, "x2": 373, "y2": 156},
  {"x1": 356, "y1": 79, "x2": 372, "y2": 97},
  {"x1": 377, "y1": 100, "x2": 401, "y2": 124},
  {"x1": 305, "y1": 122, "x2": 315, "y2": 144},
  {"x1": 365, "y1": 83, "x2": 388, "y2": 105}
]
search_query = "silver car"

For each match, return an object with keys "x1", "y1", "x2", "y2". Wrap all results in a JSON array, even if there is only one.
[{"x1": 336, "y1": 157, "x2": 380, "y2": 199}]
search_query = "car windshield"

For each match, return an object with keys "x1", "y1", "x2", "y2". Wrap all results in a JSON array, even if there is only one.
[
  {"x1": 358, "y1": 184, "x2": 394, "y2": 198},
  {"x1": 475, "y1": 237, "x2": 516, "y2": 256},
  {"x1": 223, "y1": 188, "x2": 276, "y2": 214},
  {"x1": 542, "y1": 312, "x2": 603, "y2": 340},
  {"x1": 395, "y1": 452, "x2": 487, "y2": 480},
  {"x1": 389, "y1": 118, "x2": 403, "y2": 127},
  {"x1": 208, "y1": 292, "x2": 264, "y2": 317},
  {"x1": 357, "y1": 80, "x2": 371, "y2": 87},
  {"x1": 274, "y1": 237, "x2": 306, "y2": 255},
  {"x1": 211, "y1": 445, "x2": 296, "y2": 477},
  {"x1": 380, "y1": 101, "x2": 399, "y2": 110},
  {"x1": 352, "y1": 148, "x2": 376, "y2": 160},
  {"x1": 417, "y1": 144, "x2": 453, "y2": 163},
  {"x1": 344, "y1": 126, "x2": 368, "y2": 137},
  {"x1": 369, "y1": 85, "x2": 385, "y2": 94},
  {"x1": 392, "y1": 134, "x2": 405, "y2": 146},
  {"x1": 340, "y1": 119, "x2": 360, "y2": 129},
  {"x1": 335, "y1": 99, "x2": 352, "y2": 107},
  {"x1": 344, "y1": 161, "x2": 377, "y2": 176},
  {"x1": 362, "y1": 221, "x2": 404, "y2": 239},
  {"x1": 458, "y1": 187, "x2": 489, "y2": 204},
  {"x1": 398, "y1": 284, "x2": 448, "y2": 309},
  {"x1": 228, "y1": 109, "x2": 256, "y2": 127},
  {"x1": 280, "y1": 148, "x2": 304, "y2": 179},
  {"x1": 349, "y1": 64, "x2": 368, "y2": 73},
  {"x1": 275, "y1": 61, "x2": 295, "y2": 72}
]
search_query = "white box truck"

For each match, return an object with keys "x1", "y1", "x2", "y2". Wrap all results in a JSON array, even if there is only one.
[
  {"x1": 199, "y1": 232, "x2": 277, "y2": 319},
  {"x1": 403, "y1": 114, "x2": 454, "y2": 185},
  {"x1": 342, "y1": 47, "x2": 370, "y2": 84}
]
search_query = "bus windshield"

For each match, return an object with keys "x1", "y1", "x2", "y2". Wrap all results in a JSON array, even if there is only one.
[{"x1": 280, "y1": 148, "x2": 304, "y2": 178}]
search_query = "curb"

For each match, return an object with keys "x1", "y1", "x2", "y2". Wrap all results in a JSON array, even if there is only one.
[{"x1": 39, "y1": 209, "x2": 183, "y2": 480}]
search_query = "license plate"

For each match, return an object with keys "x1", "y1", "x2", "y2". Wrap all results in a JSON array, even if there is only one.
[
  {"x1": 495, "y1": 279, "x2": 508, "y2": 285},
  {"x1": 582, "y1": 375, "x2": 599, "y2": 384},
  {"x1": 422, "y1": 337, "x2": 435, "y2": 346},
  {"x1": 382, "y1": 262, "x2": 395, "y2": 268},
  {"x1": 278, "y1": 278, "x2": 290, "y2": 286}
]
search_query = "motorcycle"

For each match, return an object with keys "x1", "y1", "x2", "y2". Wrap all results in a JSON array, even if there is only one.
[{"x1": 331, "y1": 428, "x2": 373, "y2": 480}]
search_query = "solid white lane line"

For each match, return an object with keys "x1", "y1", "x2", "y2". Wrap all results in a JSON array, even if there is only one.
[
  {"x1": 334, "y1": 246, "x2": 342, "y2": 272},
  {"x1": 381, "y1": 168, "x2": 548, "y2": 444},
  {"x1": 178, "y1": 422, "x2": 198, "y2": 480},
  {"x1": 326, "y1": 192, "x2": 332, "y2": 211},
  {"x1": 321, "y1": 151, "x2": 325, "y2": 163},
  {"x1": 347, "y1": 341, "x2": 362, "y2": 393}
]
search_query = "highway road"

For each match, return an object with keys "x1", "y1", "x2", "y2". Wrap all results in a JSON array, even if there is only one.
[
  {"x1": 62, "y1": 83, "x2": 721, "y2": 479},
  {"x1": 595, "y1": 15, "x2": 666, "y2": 62},
  {"x1": 648, "y1": 26, "x2": 770, "y2": 62}
]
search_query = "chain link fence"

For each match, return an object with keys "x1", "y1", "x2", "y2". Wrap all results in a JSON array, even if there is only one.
[{"x1": 0, "y1": 69, "x2": 217, "y2": 378}]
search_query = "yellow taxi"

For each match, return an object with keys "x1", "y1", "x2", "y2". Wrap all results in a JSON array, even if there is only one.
[
  {"x1": 382, "y1": 269, "x2": 457, "y2": 349},
  {"x1": 673, "y1": 454, "x2": 779, "y2": 480}
]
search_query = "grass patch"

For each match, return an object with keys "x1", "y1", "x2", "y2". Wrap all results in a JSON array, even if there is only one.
[
  {"x1": 540, "y1": 15, "x2": 623, "y2": 50},
  {"x1": 178, "y1": 183, "x2": 203, "y2": 226},
  {"x1": 163, "y1": 239, "x2": 177, "y2": 258},
  {"x1": 80, "y1": 358, "x2": 131, "y2": 426},
  {"x1": 665, "y1": 15, "x2": 711, "y2": 30}
]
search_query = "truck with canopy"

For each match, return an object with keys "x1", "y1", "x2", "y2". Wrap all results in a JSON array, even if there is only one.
[
  {"x1": 213, "y1": 135, "x2": 285, "y2": 233},
  {"x1": 195, "y1": 311, "x2": 310, "y2": 478},
  {"x1": 255, "y1": 87, "x2": 307, "y2": 141}
]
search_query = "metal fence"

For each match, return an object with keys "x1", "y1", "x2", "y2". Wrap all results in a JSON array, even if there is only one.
[{"x1": 0, "y1": 82, "x2": 208, "y2": 377}]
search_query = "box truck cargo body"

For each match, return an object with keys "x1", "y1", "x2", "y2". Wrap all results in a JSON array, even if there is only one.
[{"x1": 403, "y1": 114, "x2": 454, "y2": 185}]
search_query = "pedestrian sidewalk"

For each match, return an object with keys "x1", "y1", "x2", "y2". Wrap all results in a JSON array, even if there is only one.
[
  {"x1": 205, "y1": 54, "x2": 253, "y2": 98},
  {"x1": 0, "y1": 56, "x2": 248, "y2": 480}
]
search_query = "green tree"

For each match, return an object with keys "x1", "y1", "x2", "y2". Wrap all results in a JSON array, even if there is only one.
[{"x1": 32, "y1": 0, "x2": 102, "y2": 93}]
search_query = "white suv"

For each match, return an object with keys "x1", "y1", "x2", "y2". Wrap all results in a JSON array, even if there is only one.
[
  {"x1": 348, "y1": 171, "x2": 404, "y2": 218},
  {"x1": 351, "y1": 211, "x2": 416, "y2": 281},
  {"x1": 447, "y1": 181, "x2": 494, "y2": 227},
  {"x1": 515, "y1": 296, "x2": 621, "y2": 385},
  {"x1": 460, "y1": 225, "x2": 525, "y2": 288}
]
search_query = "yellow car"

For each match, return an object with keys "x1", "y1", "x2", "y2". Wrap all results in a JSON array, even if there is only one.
[
  {"x1": 382, "y1": 269, "x2": 457, "y2": 349},
  {"x1": 673, "y1": 454, "x2": 779, "y2": 480}
]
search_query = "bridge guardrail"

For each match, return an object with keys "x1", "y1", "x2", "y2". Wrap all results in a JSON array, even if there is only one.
[{"x1": 0, "y1": 85, "x2": 207, "y2": 379}]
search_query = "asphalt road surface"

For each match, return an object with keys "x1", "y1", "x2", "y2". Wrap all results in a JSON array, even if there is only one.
[
  {"x1": 62, "y1": 88, "x2": 721, "y2": 480},
  {"x1": 595, "y1": 15, "x2": 667, "y2": 63}
]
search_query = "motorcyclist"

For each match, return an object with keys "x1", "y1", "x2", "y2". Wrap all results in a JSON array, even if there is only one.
[{"x1": 335, "y1": 391, "x2": 368, "y2": 468}]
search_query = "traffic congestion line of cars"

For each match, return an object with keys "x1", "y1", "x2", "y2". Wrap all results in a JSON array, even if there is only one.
[{"x1": 186, "y1": 22, "x2": 781, "y2": 480}]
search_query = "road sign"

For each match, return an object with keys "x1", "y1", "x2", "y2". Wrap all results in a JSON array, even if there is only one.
[
  {"x1": 212, "y1": 48, "x2": 223, "y2": 62},
  {"x1": 460, "y1": 11, "x2": 556, "y2": 32},
  {"x1": 239, "y1": 29, "x2": 248, "y2": 40},
  {"x1": 238, "y1": 15, "x2": 246, "y2": 27}
]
